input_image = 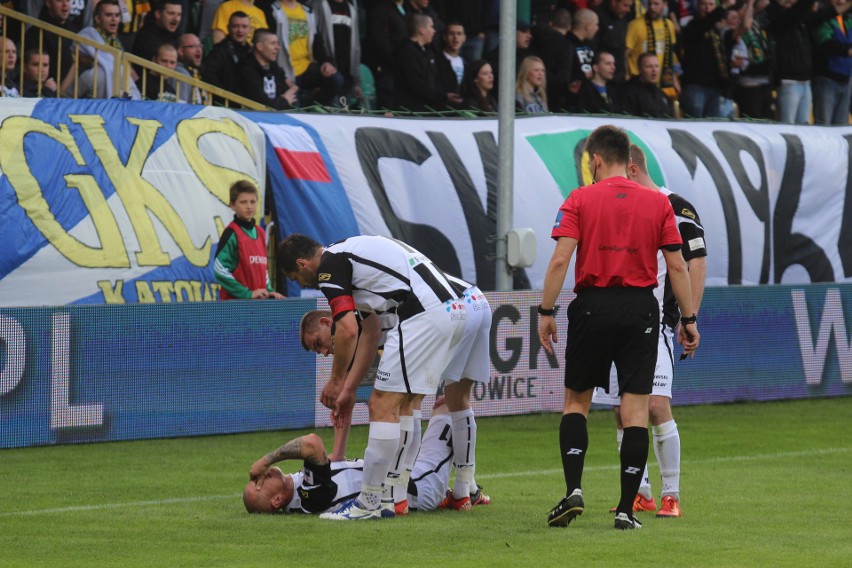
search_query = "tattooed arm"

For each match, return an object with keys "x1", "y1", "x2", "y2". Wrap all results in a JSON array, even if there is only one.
[{"x1": 249, "y1": 433, "x2": 329, "y2": 488}]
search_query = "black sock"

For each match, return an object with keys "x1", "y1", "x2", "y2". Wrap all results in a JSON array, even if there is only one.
[
  {"x1": 617, "y1": 426, "x2": 649, "y2": 514},
  {"x1": 559, "y1": 413, "x2": 588, "y2": 496}
]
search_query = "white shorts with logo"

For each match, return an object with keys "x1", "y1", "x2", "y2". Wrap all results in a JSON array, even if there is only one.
[
  {"x1": 592, "y1": 324, "x2": 675, "y2": 405},
  {"x1": 407, "y1": 413, "x2": 453, "y2": 511},
  {"x1": 442, "y1": 287, "x2": 491, "y2": 384},
  {"x1": 375, "y1": 301, "x2": 468, "y2": 395}
]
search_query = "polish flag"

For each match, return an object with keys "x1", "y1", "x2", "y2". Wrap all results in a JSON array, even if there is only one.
[{"x1": 262, "y1": 124, "x2": 331, "y2": 183}]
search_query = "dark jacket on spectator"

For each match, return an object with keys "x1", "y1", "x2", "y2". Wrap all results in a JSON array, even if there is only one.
[
  {"x1": 681, "y1": 6, "x2": 729, "y2": 88},
  {"x1": 202, "y1": 37, "x2": 252, "y2": 94},
  {"x1": 366, "y1": 0, "x2": 409, "y2": 76},
  {"x1": 443, "y1": 0, "x2": 485, "y2": 37},
  {"x1": 236, "y1": 54, "x2": 294, "y2": 110},
  {"x1": 576, "y1": 78, "x2": 620, "y2": 114},
  {"x1": 619, "y1": 77, "x2": 673, "y2": 117},
  {"x1": 131, "y1": 22, "x2": 180, "y2": 65},
  {"x1": 595, "y1": 1, "x2": 629, "y2": 84},
  {"x1": 394, "y1": 38, "x2": 448, "y2": 111},
  {"x1": 766, "y1": 0, "x2": 816, "y2": 81},
  {"x1": 24, "y1": 4, "x2": 81, "y2": 84},
  {"x1": 531, "y1": 25, "x2": 573, "y2": 112}
]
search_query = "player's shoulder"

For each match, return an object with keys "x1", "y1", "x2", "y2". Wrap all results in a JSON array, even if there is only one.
[{"x1": 664, "y1": 190, "x2": 701, "y2": 222}]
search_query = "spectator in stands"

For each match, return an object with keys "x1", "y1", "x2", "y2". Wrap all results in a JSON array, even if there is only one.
[
  {"x1": 20, "y1": 48, "x2": 58, "y2": 97},
  {"x1": 393, "y1": 12, "x2": 462, "y2": 111},
  {"x1": 731, "y1": 0, "x2": 774, "y2": 119},
  {"x1": 25, "y1": 0, "x2": 82, "y2": 92},
  {"x1": 131, "y1": 0, "x2": 182, "y2": 64},
  {"x1": 445, "y1": 0, "x2": 485, "y2": 62},
  {"x1": 267, "y1": 0, "x2": 344, "y2": 106},
  {"x1": 437, "y1": 21, "x2": 466, "y2": 100},
  {"x1": 565, "y1": 9, "x2": 599, "y2": 111},
  {"x1": 595, "y1": 0, "x2": 634, "y2": 86},
  {"x1": 577, "y1": 49, "x2": 621, "y2": 113},
  {"x1": 175, "y1": 32, "x2": 205, "y2": 103},
  {"x1": 1, "y1": 38, "x2": 20, "y2": 97},
  {"x1": 718, "y1": 4, "x2": 742, "y2": 118},
  {"x1": 767, "y1": 0, "x2": 817, "y2": 124},
  {"x1": 811, "y1": 0, "x2": 852, "y2": 125},
  {"x1": 531, "y1": 8, "x2": 574, "y2": 112},
  {"x1": 486, "y1": 19, "x2": 534, "y2": 83},
  {"x1": 139, "y1": 41, "x2": 178, "y2": 101},
  {"x1": 620, "y1": 51, "x2": 674, "y2": 116},
  {"x1": 406, "y1": 0, "x2": 444, "y2": 51},
  {"x1": 202, "y1": 11, "x2": 252, "y2": 98},
  {"x1": 311, "y1": 0, "x2": 362, "y2": 102},
  {"x1": 211, "y1": 0, "x2": 268, "y2": 43},
  {"x1": 626, "y1": 0, "x2": 681, "y2": 100},
  {"x1": 461, "y1": 58, "x2": 497, "y2": 111},
  {"x1": 74, "y1": 0, "x2": 143, "y2": 98},
  {"x1": 366, "y1": 0, "x2": 409, "y2": 110},
  {"x1": 236, "y1": 27, "x2": 299, "y2": 109},
  {"x1": 679, "y1": 0, "x2": 735, "y2": 118},
  {"x1": 515, "y1": 55, "x2": 548, "y2": 113}
]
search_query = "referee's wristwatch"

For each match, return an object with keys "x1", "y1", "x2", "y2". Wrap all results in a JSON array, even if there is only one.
[
  {"x1": 537, "y1": 304, "x2": 555, "y2": 316},
  {"x1": 680, "y1": 314, "x2": 697, "y2": 325}
]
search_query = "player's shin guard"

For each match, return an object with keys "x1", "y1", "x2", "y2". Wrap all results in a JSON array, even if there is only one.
[
  {"x1": 361, "y1": 421, "x2": 400, "y2": 510},
  {"x1": 450, "y1": 408, "x2": 477, "y2": 499},
  {"x1": 653, "y1": 420, "x2": 680, "y2": 498},
  {"x1": 559, "y1": 413, "x2": 588, "y2": 495},
  {"x1": 617, "y1": 426, "x2": 649, "y2": 514}
]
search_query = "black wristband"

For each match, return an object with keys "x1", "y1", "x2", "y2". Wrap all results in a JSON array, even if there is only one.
[
  {"x1": 680, "y1": 314, "x2": 697, "y2": 325},
  {"x1": 537, "y1": 304, "x2": 555, "y2": 316}
]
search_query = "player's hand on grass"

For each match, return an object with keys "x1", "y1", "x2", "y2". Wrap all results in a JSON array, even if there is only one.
[{"x1": 249, "y1": 457, "x2": 271, "y2": 489}]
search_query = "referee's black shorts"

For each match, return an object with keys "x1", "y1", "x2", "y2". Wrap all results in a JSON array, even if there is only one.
[{"x1": 564, "y1": 286, "x2": 659, "y2": 395}]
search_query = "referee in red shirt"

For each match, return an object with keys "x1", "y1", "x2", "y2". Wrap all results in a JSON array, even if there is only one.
[{"x1": 538, "y1": 125, "x2": 699, "y2": 531}]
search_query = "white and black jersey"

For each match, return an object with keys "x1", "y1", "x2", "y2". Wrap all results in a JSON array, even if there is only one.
[
  {"x1": 660, "y1": 189, "x2": 707, "y2": 328},
  {"x1": 284, "y1": 459, "x2": 363, "y2": 514},
  {"x1": 318, "y1": 236, "x2": 471, "y2": 322}
]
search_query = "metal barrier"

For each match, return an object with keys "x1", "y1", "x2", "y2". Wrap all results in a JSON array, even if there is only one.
[{"x1": 0, "y1": 5, "x2": 269, "y2": 109}]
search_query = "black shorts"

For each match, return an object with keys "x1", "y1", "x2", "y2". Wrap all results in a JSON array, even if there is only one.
[{"x1": 564, "y1": 287, "x2": 659, "y2": 395}]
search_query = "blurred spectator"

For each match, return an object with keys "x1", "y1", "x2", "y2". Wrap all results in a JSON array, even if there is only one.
[
  {"x1": 595, "y1": 0, "x2": 632, "y2": 85},
  {"x1": 21, "y1": 48, "x2": 58, "y2": 97},
  {"x1": 444, "y1": 0, "x2": 485, "y2": 61},
  {"x1": 811, "y1": 0, "x2": 852, "y2": 124},
  {"x1": 483, "y1": 0, "x2": 500, "y2": 54},
  {"x1": 407, "y1": 0, "x2": 444, "y2": 51},
  {"x1": 565, "y1": 8, "x2": 599, "y2": 111},
  {"x1": 139, "y1": 41, "x2": 178, "y2": 100},
  {"x1": 577, "y1": 49, "x2": 621, "y2": 112},
  {"x1": 1, "y1": 38, "x2": 20, "y2": 97},
  {"x1": 211, "y1": 0, "x2": 268, "y2": 43},
  {"x1": 175, "y1": 32, "x2": 204, "y2": 102},
  {"x1": 394, "y1": 11, "x2": 462, "y2": 110},
  {"x1": 680, "y1": 0, "x2": 734, "y2": 118},
  {"x1": 515, "y1": 55, "x2": 548, "y2": 112},
  {"x1": 437, "y1": 21, "x2": 466, "y2": 98},
  {"x1": 461, "y1": 58, "x2": 497, "y2": 111},
  {"x1": 202, "y1": 11, "x2": 252, "y2": 98},
  {"x1": 131, "y1": 0, "x2": 182, "y2": 64},
  {"x1": 311, "y1": 0, "x2": 362, "y2": 102},
  {"x1": 366, "y1": 0, "x2": 408, "y2": 109},
  {"x1": 74, "y1": 0, "x2": 142, "y2": 98},
  {"x1": 236, "y1": 27, "x2": 299, "y2": 108},
  {"x1": 718, "y1": 4, "x2": 741, "y2": 117},
  {"x1": 486, "y1": 19, "x2": 533, "y2": 82},
  {"x1": 531, "y1": 8, "x2": 573, "y2": 111},
  {"x1": 731, "y1": 0, "x2": 774, "y2": 119},
  {"x1": 267, "y1": 0, "x2": 344, "y2": 106},
  {"x1": 767, "y1": 0, "x2": 817, "y2": 124},
  {"x1": 25, "y1": 0, "x2": 82, "y2": 91},
  {"x1": 620, "y1": 51, "x2": 674, "y2": 116},
  {"x1": 626, "y1": 0, "x2": 681, "y2": 99}
]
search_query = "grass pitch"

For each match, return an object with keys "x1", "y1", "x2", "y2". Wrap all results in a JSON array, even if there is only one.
[{"x1": 1, "y1": 398, "x2": 849, "y2": 567}]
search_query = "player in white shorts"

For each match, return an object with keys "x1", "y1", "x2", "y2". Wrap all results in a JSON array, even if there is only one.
[
  {"x1": 279, "y1": 234, "x2": 473, "y2": 521},
  {"x1": 243, "y1": 400, "x2": 486, "y2": 514},
  {"x1": 592, "y1": 145, "x2": 706, "y2": 518}
]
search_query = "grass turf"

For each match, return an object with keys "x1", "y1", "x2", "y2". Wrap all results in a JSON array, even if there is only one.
[{"x1": 0, "y1": 398, "x2": 849, "y2": 567}]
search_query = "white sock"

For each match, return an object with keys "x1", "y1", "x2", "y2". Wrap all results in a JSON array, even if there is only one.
[
  {"x1": 360, "y1": 421, "x2": 400, "y2": 510},
  {"x1": 653, "y1": 420, "x2": 680, "y2": 499},
  {"x1": 450, "y1": 408, "x2": 476, "y2": 499},
  {"x1": 384, "y1": 416, "x2": 414, "y2": 503}
]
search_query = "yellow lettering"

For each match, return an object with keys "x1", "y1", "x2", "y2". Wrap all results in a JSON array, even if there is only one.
[
  {"x1": 174, "y1": 280, "x2": 194, "y2": 302},
  {"x1": 152, "y1": 281, "x2": 175, "y2": 302},
  {"x1": 190, "y1": 280, "x2": 203, "y2": 301},
  {"x1": 210, "y1": 283, "x2": 222, "y2": 300},
  {"x1": 176, "y1": 117, "x2": 261, "y2": 218},
  {"x1": 97, "y1": 280, "x2": 126, "y2": 303},
  {"x1": 214, "y1": 216, "x2": 225, "y2": 235},
  {"x1": 0, "y1": 117, "x2": 129, "y2": 268},
  {"x1": 70, "y1": 115, "x2": 211, "y2": 267},
  {"x1": 136, "y1": 281, "x2": 156, "y2": 303}
]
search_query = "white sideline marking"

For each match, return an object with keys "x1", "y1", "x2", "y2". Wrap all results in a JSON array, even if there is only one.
[{"x1": 1, "y1": 447, "x2": 848, "y2": 518}]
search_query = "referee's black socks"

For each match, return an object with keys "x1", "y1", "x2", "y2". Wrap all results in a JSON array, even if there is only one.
[
  {"x1": 617, "y1": 426, "x2": 650, "y2": 514},
  {"x1": 559, "y1": 413, "x2": 588, "y2": 495}
]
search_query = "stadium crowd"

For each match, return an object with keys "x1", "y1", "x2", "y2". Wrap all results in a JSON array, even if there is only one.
[{"x1": 2, "y1": 0, "x2": 851, "y2": 121}]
